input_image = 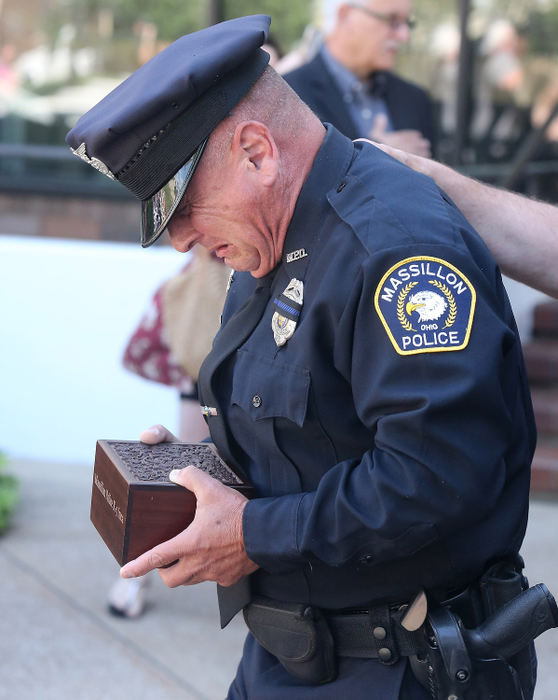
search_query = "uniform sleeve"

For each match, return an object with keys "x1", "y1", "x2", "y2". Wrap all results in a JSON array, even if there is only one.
[{"x1": 243, "y1": 241, "x2": 528, "y2": 574}]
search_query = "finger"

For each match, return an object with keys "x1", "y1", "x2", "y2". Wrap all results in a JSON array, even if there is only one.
[
  {"x1": 159, "y1": 559, "x2": 179, "y2": 569},
  {"x1": 373, "y1": 141, "x2": 408, "y2": 164},
  {"x1": 372, "y1": 141, "x2": 394, "y2": 155},
  {"x1": 139, "y1": 424, "x2": 179, "y2": 444},
  {"x1": 370, "y1": 113, "x2": 388, "y2": 137},
  {"x1": 421, "y1": 143, "x2": 432, "y2": 158},
  {"x1": 169, "y1": 464, "x2": 221, "y2": 494},
  {"x1": 410, "y1": 137, "x2": 431, "y2": 159},
  {"x1": 120, "y1": 539, "x2": 181, "y2": 578},
  {"x1": 410, "y1": 144, "x2": 430, "y2": 158},
  {"x1": 354, "y1": 137, "x2": 376, "y2": 147},
  {"x1": 157, "y1": 558, "x2": 206, "y2": 588}
]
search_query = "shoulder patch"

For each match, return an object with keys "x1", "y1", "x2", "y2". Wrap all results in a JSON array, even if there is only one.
[{"x1": 374, "y1": 256, "x2": 476, "y2": 355}]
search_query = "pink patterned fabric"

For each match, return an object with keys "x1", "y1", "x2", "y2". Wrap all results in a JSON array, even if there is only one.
[{"x1": 122, "y1": 277, "x2": 193, "y2": 392}]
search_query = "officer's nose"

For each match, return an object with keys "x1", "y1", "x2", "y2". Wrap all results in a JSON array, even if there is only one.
[{"x1": 167, "y1": 216, "x2": 198, "y2": 253}]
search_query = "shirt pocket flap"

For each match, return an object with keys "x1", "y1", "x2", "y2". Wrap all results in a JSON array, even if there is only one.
[{"x1": 232, "y1": 349, "x2": 310, "y2": 427}]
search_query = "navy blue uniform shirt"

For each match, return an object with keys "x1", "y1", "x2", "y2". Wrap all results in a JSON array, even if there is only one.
[{"x1": 199, "y1": 126, "x2": 535, "y2": 612}]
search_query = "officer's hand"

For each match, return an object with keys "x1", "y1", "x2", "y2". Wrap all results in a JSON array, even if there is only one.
[
  {"x1": 139, "y1": 424, "x2": 180, "y2": 444},
  {"x1": 369, "y1": 114, "x2": 431, "y2": 158},
  {"x1": 119, "y1": 465, "x2": 259, "y2": 587}
]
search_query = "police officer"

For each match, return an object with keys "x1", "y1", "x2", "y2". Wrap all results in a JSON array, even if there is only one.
[{"x1": 67, "y1": 16, "x2": 536, "y2": 699}]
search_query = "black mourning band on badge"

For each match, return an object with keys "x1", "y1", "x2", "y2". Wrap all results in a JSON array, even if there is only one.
[
  {"x1": 119, "y1": 48, "x2": 270, "y2": 202},
  {"x1": 273, "y1": 293, "x2": 303, "y2": 322}
]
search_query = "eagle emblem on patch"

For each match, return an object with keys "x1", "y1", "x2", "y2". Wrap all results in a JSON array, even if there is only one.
[{"x1": 374, "y1": 256, "x2": 476, "y2": 355}]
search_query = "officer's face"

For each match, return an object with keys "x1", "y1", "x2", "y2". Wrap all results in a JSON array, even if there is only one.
[
  {"x1": 168, "y1": 124, "x2": 284, "y2": 278},
  {"x1": 168, "y1": 179, "x2": 263, "y2": 274},
  {"x1": 339, "y1": 0, "x2": 413, "y2": 74}
]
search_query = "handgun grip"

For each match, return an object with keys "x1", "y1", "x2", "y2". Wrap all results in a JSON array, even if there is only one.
[{"x1": 464, "y1": 583, "x2": 558, "y2": 661}]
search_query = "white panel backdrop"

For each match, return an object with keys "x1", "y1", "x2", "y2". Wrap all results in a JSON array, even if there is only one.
[
  {"x1": 0, "y1": 234, "x2": 546, "y2": 464},
  {"x1": 0, "y1": 235, "x2": 187, "y2": 464}
]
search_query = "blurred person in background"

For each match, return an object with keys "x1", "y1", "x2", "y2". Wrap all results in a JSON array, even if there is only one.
[
  {"x1": 284, "y1": 0, "x2": 435, "y2": 157},
  {"x1": 0, "y1": 44, "x2": 20, "y2": 102},
  {"x1": 428, "y1": 23, "x2": 460, "y2": 138},
  {"x1": 527, "y1": 77, "x2": 558, "y2": 202},
  {"x1": 273, "y1": 24, "x2": 324, "y2": 74},
  {"x1": 471, "y1": 19, "x2": 528, "y2": 160}
]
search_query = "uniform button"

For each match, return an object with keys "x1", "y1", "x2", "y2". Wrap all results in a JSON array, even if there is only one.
[
  {"x1": 378, "y1": 647, "x2": 392, "y2": 662},
  {"x1": 373, "y1": 626, "x2": 387, "y2": 641},
  {"x1": 360, "y1": 554, "x2": 374, "y2": 564},
  {"x1": 337, "y1": 181, "x2": 346, "y2": 193},
  {"x1": 252, "y1": 395, "x2": 262, "y2": 408}
]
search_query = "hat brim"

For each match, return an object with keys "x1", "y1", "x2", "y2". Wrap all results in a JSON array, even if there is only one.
[{"x1": 140, "y1": 139, "x2": 208, "y2": 248}]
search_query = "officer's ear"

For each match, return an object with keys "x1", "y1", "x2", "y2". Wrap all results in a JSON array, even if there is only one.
[{"x1": 233, "y1": 121, "x2": 279, "y2": 187}]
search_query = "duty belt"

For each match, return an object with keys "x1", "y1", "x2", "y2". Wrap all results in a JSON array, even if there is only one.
[
  {"x1": 325, "y1": 608, "x2": 423, "y2": 662},
  {"x1": 243, "y1": 560, "x2": 558, "y2": 693},
  {"x1": 244, "y1": 595, "x2": 424, "y2": 670}
]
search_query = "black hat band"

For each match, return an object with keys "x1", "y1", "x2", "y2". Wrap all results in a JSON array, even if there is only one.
[{"x1": 118, "y1": 48, "x2": 270, "y2": 201}]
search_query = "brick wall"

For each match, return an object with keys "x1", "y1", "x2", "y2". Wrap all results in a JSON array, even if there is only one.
[{"x1": 0, "y1": 192, "x2": 143, "y2": 243}]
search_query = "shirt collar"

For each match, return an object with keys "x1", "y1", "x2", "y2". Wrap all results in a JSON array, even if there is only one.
[
  {"x1": 320, "y1": 44, "x2": 387, "y2": 99},
  {"x1": 320, "y1": 44, "x2": 362, "y2": 99},
  {"x1": 279, "y1": 125, "x2": 354, "y2": 273}
]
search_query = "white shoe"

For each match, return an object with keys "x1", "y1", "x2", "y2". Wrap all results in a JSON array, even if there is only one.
[{"x1": 107, "y1": 575, "x2": 149, "y2": 618}]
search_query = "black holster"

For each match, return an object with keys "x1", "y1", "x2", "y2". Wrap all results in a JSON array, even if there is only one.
[
  {"x1": 411, "y1": 557, "x2": 542, "y2": 700},
  {"x1": 243, "y1": 596, "x2": 337, "y2": 684},
  {"x1": 479, "y1": 558, "x2": 537, "y2": 699}
]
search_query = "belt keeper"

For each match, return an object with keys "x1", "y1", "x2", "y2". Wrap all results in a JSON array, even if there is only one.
[{"x1": 368, "y1": 606, "x2": 400, "y2": 665}]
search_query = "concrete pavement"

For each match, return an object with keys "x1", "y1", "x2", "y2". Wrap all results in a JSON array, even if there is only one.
[
  {"x1": 0, "y1": 458, "x2": 246, "y2": 700},
  {"x1": 1, "y1": 457, "x2": 557, "y2": 700}
]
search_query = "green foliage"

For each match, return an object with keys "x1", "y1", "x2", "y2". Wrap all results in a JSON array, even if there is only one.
[
  {"x1": 53, "y1": 0, "x2": 311, "y2": 57},
  {"x1": 35, "y1": 0, "x2": 312, "y2": 78},
  {"x1": 223, "y1": 1, "x2": 312, "y2": 53},
  {"x1": 526, "y1": 8, "x2": 558, "y2": 55},
  {"x1": 110, "y1": 0, "x2": 206, "y2": 41},
  {"x1": 0, "y1": 454, "x2": 19, "y2": 535}
]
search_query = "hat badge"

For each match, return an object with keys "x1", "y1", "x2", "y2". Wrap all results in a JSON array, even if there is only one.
[
  {"x1": 71, "y1": 142, "x2": 116, "y2": 181},
  {"x1": 272, "y1": 278, "x2": 304, "y2": 347}
]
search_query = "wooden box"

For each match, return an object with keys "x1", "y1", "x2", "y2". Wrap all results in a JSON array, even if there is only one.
[{"x1": 91, "y1": 440, "x2": 253, "y2": 565}]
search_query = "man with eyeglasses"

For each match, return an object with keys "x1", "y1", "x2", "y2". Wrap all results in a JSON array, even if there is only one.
[{"x1": 285, "y1": 0, "x2": 434, "y2": 157}]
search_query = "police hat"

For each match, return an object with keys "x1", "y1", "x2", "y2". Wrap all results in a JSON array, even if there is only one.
[{"x1": 66, "y1": 15, "x2": 271, "y2": 247}]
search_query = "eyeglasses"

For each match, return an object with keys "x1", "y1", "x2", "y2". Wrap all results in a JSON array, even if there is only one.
[{"x1": 346, "y1": 4, "x2": 417, "y2": 31}]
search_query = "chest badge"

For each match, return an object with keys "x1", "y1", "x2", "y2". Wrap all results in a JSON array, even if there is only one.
[
  {"x1": 272, "y1": 278, "x2": 304, "y2": 347},
  {"x1": 374, "y1": 256, "x2": 476, "y2": 355}
]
